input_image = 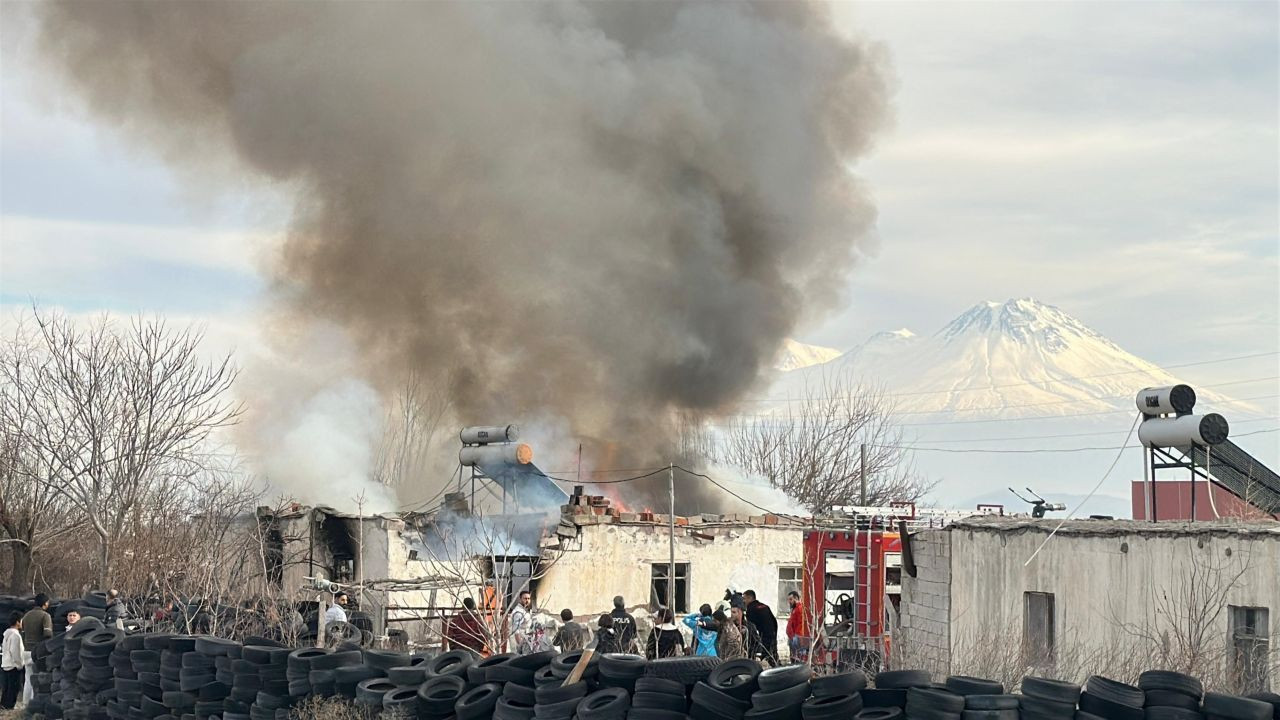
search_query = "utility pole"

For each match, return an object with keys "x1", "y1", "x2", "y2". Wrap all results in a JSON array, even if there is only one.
[
  {"x1": 860, "y1": 443, "x2": 868, "y2": 506},
  {"x1": 668, "y1": 462, "x2": 676, "y2": 613}
]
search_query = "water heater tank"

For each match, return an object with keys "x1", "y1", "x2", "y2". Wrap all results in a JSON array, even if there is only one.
[
  {"x1": 1134, "y1": 385, "x2": 1196, "y2": 416},
  {"x1": 1138, "y1": 413, "x2": 1229, "y2": 448},
  {"x1": 460, "y1": 425, "x2": 520, "y2": 445},
  {"x1": 459, "y1": 443, "x2": 533, "y2": 467}
]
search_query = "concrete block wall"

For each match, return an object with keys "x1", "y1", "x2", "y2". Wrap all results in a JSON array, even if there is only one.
[{"x1": 898, "y1": 528, "x2": 951, "y2": 676}]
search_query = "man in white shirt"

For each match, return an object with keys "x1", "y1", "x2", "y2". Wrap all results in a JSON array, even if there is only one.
[
  {"x1": 2, "y1": 612, "x2": 26, "y2": 710},
  {"x1": 324, "y1": 592, "x2": 349, "y2": 626},
  {"x1": 509, "y1": 591, "x2": 533, "y2": 654}
]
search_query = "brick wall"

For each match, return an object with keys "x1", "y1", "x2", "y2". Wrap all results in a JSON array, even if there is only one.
[{"x1": 897, "y1": 528, "x2": 951, "y2": 677}]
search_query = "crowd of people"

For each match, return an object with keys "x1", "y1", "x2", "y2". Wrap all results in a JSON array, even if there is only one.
[{"x1": 437, "y1": 586, "x2": 815, "y2": 668}]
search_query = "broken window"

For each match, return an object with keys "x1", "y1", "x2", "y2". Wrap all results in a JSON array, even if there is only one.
[
  {"x1": 1023, "y1": 591, "x2": 1055, "y2": 665},
  {"x1": 1230, "y1": 605, "x2": 1270, "y2": 692},
  {"x1": 777, "y1": 566, "x2": 802, "y2": 615},
  {"x1": 651, "y1": 563, "x2": 689, "y2": 613}
]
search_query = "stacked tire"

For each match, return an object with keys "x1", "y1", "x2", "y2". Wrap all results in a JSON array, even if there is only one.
[
  {"x1": 1202, "y1": 692, "x2": 1274, "y2": 720},
  {"x1": 243, "y1": 644, "x2": 294, "y2": 720},
  {"x1": 904, "y1": 686, "x2": 964, "y2": 720},
  {"x1": 1079, "y1": 675, "x2": 1144, "y2": 720},
  {"x1": 357, "y1": 650, "x2": 411, "y2": 715},
  {"x1": 137, "y1": 633, "x2": 170, "y2": 720},
  {"x1": 865, "y1": 669, "x2": 931, "y2": 714},
  {"x1": 78, "y1": 626, "x2": 123, "y2": 720},
  {"x1": 416, "y1": 651, "x2": 476, "y2": 720},
  {"x1": 941, "y1": 676, "x2": 1012, "y2": 720},
  {"x1": 746, "y1": 665, "x2": 810, "y2": 720},
  {"x1": 194, "y1": 635, "x2": 239, "y2": 719},
  {"x1": 107, "y1": 632, "x2": 144, "y2": 720},
  {"x1": 532, "y1": 655, "x2": 586, "y2": 720},
  {"x1": 1139, "y1": 670, "x2": 1203, "y2": 719},
  {"x1": 598, "y1": 654, "x2": 647, "y2": 695},
  {"x1": 1019, "y1": 677, "x2": 1081, "y2": 720},
  {"x1": 308, "y1": 647, "x2": 363, "y2": 698},
  {"x1": 803, "y1": 674, "x2": 865, "y2": 720},
  {"x1": 630, "y1": 676, "x2": 689, "y2": 720}
]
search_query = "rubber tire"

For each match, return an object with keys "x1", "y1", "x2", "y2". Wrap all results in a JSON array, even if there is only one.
[
  {"x1": 946, "y1": 676, "x2": 1003, "y2": 696},
  {"x1": 503, "y1": 681, "x2": 536, "y2": 705},
  {"x1": 534, "y1": 696, "x2": 582, "y2": 719},
  {"x1": 511, "y1": 650, "x2": 558, "y2": 670},
  {"x1": 1142, "y1": 708, "x2": 1204, "y2": 720},
  {"x1": 744, "y1": 708, "x2": 801, "y2": 720},
  {"x1": 707, "y1": 659, "x2": 761, "y2": 701},
  {"x1": 632, "y1": 692, "x2": 687, "y2": 712},
  {"x1": 599, "y1": 654, "x2": 647, "y2": 679},
  {"x1": 963, "y1": 695, "x2": 1018, "y2": 710},
  {"x1": 636, "y1": 677, "x2": 687, "y2": 697},
  {"x1": 628, "y1": 711, "x2": 686, "y2": 720},
  {"x1": 426, "y1": 650, "x2": 477, "y2": 678},
  {"x1": 1203, "y1": 692, "x2": 1271, "y2": 720},
  {"x1": 535, "y1": 681, "x2": 589, "y2": 705},
  {"x1": 576, "y1": 688, "x2": 631, "y2": 720},
  {"x1": 802, "y1": 694, "x2": 862, "y2": 720},
  {"x1": 1138, "y1": 671, "x2": 1202, "y2": 700},
  {"x1": 855, "y1": 711, "x2": 903, "y2": 720},
  {"x1": 495, "y1": 696, "x2": 537, "y2": 720},
  {"x1": 550, "y1": 651, "x2": 597, "y2": 679},
  {"x1": 1020, "y1": 694, "x2": 1077, "y2": 718},
  {"x1": 811, "y1": 670, "x2": 866, "y2": 698},
  {"x1": 692, "y1": 681, "x2": 748, "y2": 712},
  {"x1": 906, "y1": 687, "x2": 964, "y2": 714},
  {"x1": 752, "y1": 682, "x2": 812, "y2": 710},
  {"x1": 875, "y1": 670, "x2": 931, "y2": 689},
  {"x1": 645, "y1": 656, "x2": 721, "y2": 686},
  {"x1": 758, "y1": 664, "x2": 811, "y2": 692},
  {"x1": 1079, "y1": 692, "x2": 1144, "y2": 720},
  {"x1": 861, "y1": 688, "x2": 907, "y2": 709},
  {"x1": 1145, "y1": 690, "x2": 1201, "y2": 711},
  {"x1": 417, "y1": 675, "x2": 466, "y2": 715},
  {"x1": 960, "y1": 711, "x2": 1017, "y2": 720},
  {"x1": 364, "y1": 649, "x2": 412, "y2": 671},
  {"x1": 456, "y1": 683, "x2": 503, "y2": 720},
  {"x1": 1085, "y1": 676, "x2": 1145, "y2": 708},
  {"x1": 1022, "y1": 677, "x2": 1082, "y2": 705}
]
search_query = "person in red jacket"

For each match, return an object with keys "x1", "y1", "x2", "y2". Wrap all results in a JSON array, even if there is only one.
[
  {"x1": 784, "y1": 590, "x2": 811, "y2": 663},
  {"x1": 445, "y1": 598, "x2": 486, "y2": 654}
]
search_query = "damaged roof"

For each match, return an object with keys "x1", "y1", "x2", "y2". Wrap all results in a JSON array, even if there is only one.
[{"x1": 949, "y1": 515, "x2": 1280, "y2": 538}]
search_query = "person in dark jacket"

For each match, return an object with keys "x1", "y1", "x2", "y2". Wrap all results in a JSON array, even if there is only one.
[
  {"x1": 552, "y1": 609, "x2": 588, "y2": 652},
  {"x1": 742, "y1": 590, "x2": 779, "y2": 666},
  {"x1": 644, "y1": 608, "x2": 685, "y2": 659},
  {"x1": 608, "y1": 596, "x2": 638, "y2": 653},
  {"x1": 20, "y1": 595, "x2": 51, "y2": 666},
  {"x1": 594, "y1": 614, "x2": 621, "y2": 654}
]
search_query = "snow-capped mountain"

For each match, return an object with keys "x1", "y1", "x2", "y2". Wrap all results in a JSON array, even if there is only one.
[
  {"x1": 779, "y1": 298, "x2": 1220, "y2": 416},
  {"x1": 774, "y1": 338, "x2": 843, "y2": 372},
  {"x1": 758, "y1": 298, "x2": 1270, "y2": 516}
]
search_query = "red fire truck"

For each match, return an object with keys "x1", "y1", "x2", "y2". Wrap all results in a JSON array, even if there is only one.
[{"x1": 799, "y1": 503, "x2": 1001, "y2": 672}]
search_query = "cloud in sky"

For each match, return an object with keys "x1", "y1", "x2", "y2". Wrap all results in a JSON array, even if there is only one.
[
  {"x1": 1, "y1": 0, "x2": 1276, "y2": 390},
  {"x1": 818, "y1": 1, "x2": 1277, "y2": 379}
]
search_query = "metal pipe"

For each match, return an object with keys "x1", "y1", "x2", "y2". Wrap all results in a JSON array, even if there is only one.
[
  {"x1": 860, "y1": 443, "x2": 868, "y2": 506},
  {"x1": 668, "y1": 463, "x2": 675, "y2": 613}
]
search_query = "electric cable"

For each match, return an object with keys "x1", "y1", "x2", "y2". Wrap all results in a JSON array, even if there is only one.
[
  {"x1": 1023, "y1": 413, "x2": 1142, "y2": 567},
  {"x1": 745, "y1": 352, "x2": 1279, "y2": 403}
]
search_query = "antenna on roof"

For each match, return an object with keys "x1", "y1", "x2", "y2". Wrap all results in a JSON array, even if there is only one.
[{"x1": 1009, "y1": 487, "x2": 1066, "y2": 519}]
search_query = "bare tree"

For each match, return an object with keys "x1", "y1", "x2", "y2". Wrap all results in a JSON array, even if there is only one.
[
  {"x1": 720, "y1": 372, "x2": 933, "y2": 513},
  {"x1": 0, "y1": 307, "x2": 241, "y2": 585},
  {"x1": 371, "y1": 370, "x2": 453, "y2": 489}
]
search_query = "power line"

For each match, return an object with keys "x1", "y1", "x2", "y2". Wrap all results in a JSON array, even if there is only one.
[
  {"x1": 736, "y1": 375, "x2": 1279, "y2": 416},
  {"x1": 903, "y1": 416, "x2": 1278, "y2": 445},
  {"x1": 747, "y1": 351, "x2": 1279, "y2": 403},
  {"x1": 1023, "y1": 414, "x2": 1142, "y2": 567},
  {"x1": 709, "y1": 392, "x2": 1279, "y2": 429},
  {"x1": 536, "y1": 467, "x2": 669, "y2": 485},
  {"x1": 674, "y1": 465, "x2": 800, "y2": 519},
  {"x1": 888, "y1": 427, "x2": 1277, "y2": 454}
]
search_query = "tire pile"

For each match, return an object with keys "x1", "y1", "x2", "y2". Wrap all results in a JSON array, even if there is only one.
[
  {"x1": 849, "y1": 668, "x2": 1280, "y2": 720},
  {"x1": 17, "y1": 620, "x2": 1280, "y2": 720}
]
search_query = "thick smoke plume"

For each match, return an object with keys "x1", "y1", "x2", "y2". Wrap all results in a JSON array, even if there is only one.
[{"x1": 32, "y1": 1, "x2": 890, "y2": 505}]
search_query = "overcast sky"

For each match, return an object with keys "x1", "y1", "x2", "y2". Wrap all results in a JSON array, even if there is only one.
[{"x1": 2, "y1": 1, "x2": 1277, "y2": 396}]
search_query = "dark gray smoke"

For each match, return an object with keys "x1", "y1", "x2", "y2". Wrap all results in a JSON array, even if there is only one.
[{"x1": 32, "y1": 1, "x2": 890, "y2": 488}]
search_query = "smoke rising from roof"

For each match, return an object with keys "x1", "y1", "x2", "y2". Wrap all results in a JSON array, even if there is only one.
[{"x1": 32, "y1": 1, "x2": 891, "y2": 499}]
